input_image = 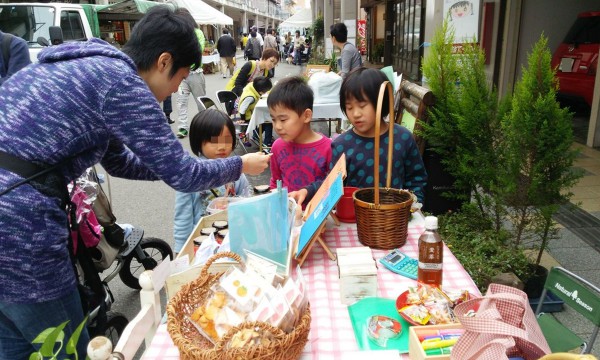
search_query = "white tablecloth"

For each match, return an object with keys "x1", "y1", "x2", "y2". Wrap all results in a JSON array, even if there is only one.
[
  {"x1": 202, "y1": 53, "x2": 220, "y2": 65},
  {"x1": 246, "y1": 98, "x2": 346, "y2": 137}
]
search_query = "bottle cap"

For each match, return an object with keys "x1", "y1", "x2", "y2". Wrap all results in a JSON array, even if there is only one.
[{"x1": 424, "y1": 216, "x2": 438, "y2": 230}]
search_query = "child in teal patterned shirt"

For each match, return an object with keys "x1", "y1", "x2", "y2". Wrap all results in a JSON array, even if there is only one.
[{"x1": 291, "y1": 68, "x2": 427, "y2": 206}]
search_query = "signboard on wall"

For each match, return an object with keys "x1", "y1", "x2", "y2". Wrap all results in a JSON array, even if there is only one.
[{"x1": 443, "y1": 0, "x2": 480, "y2": 43}]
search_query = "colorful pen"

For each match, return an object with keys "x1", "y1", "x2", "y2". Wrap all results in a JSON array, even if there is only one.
[
  {"x1": 421, "y1": 338, "x2": 459, "y2": 350},
  {"x1": 425, "y1": 346, "x2": 453, "y2": 355},
  {"x1": 417, "y1": 328, "x2": 464, "y2": 342},
  {"x1": 423, "y1": 334, "x2": 462, "y2": 341}
]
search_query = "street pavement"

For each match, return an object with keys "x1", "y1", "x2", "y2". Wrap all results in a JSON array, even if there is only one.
[{"x1": 105, "y1": 56, "x2": 305, "y2": 355}]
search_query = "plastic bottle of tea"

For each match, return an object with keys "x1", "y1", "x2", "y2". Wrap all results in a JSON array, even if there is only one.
[{"x1": 417, "y1": 216, "x2": 443, "y2": 288}]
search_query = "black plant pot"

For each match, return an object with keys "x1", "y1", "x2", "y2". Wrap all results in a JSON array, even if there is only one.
[
  {"x1": 421, "y1": 149, "x2": 468, "y2": 215},
  {"x1": 524, "y1": 264, "x2": 549, "y2": 299}
]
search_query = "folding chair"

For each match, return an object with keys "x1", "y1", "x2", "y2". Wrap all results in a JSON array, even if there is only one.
[
  {"x1": 215, "y1": 90, "x2": 238, "y2": 117},
  {"x1": 535, "y1": 266, "x2": 600, "y2": 354},
  {"x1": 215, "y1": 90, "x2": 250, "y2": 153},
  {"x1": 196, "y1": 96, "x2": 218, "y2": 111}
]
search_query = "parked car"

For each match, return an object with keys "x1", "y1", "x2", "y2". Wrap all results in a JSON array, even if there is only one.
[{"x1": 551, "y1": 11, "x2": 600, "y2": 108}]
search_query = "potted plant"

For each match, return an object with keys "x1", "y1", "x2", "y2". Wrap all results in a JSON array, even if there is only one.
[
  {"x1": 29, "y1": 318, "x2": 88, "y2": 360},
  {"x1": 372, "y1": 42, "x2": 385, "y2": 64},
  {"x1": 423, "y1": 22, "x2": 583, "y2": 296},
  {"x1": 497, "y1": 35, "x2": 582, "y2": 297}
]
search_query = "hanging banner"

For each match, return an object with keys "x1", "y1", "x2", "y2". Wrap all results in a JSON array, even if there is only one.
[{"x1": 357, "y1": 19, "x2": 367, "y2": 55}]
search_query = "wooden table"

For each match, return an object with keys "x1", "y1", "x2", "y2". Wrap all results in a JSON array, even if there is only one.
[{"x1": 142, "y1": 217, "x2": 480, "y2": 359}]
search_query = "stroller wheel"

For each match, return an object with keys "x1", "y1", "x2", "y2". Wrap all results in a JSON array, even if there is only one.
[
  {"x1": 89, "y1": 311, "x2": 128, "y2": 346},
  {"x1": 119, "y1": 237, "x2": 173, "y2": 289}
]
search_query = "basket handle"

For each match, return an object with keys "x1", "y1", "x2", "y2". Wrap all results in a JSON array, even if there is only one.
[
  {"x1": 373, "y1": 81, "x2": 396, "y2": 205},
  {"x1": 199, "y1": 251, "x2": 243, "y2": 278}
]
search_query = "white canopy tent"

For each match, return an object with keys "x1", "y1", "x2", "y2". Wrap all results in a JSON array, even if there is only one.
[
  {"x1": 279, "y1": 8, "x2": 312, "y2": 32},
  {"x1": 174, "y1": 0, "x2": 233, "y2": 26}
]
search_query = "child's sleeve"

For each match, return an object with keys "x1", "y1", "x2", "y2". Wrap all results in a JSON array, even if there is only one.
[
  {"x1": 173, "y1": 191, "x2": 196, "y2": 253},
  {"x1": 269, "y1": 142, "x2": 282, "y2": 189}
]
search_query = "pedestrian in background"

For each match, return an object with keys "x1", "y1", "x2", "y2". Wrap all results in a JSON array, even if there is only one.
[
  {"x1": 293, "y1": 30, "x2": 305, "y2": 66},
  {"x1": 263, "y1": 28, "x2": 278, "y2": 51},
  {"x1": 330, "y1": 22, "x2": 362, "y2": 78},
  {"x1": 176, "y1": 9, "x2": 206, "y2": 139},
  {"x1": 245, "y1": 30, "x2": 262, "y2": 61},
  {"x1": 251, "y1": 25, "x2": 264, "y2": 48},
  {"x1": 241, "y1": 32, "x2": 248, "y2": 50},
  {"x1": 216, "y1": 28, "x2": 237, "y2": 79},
  {"x1": 0, "y1": 30, "x2": 31, "y2": 86}
]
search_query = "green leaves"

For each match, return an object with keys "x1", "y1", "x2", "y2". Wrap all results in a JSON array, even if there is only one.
[{"x1": 29, "y1": 316, "x2": 88, "y2": 360}]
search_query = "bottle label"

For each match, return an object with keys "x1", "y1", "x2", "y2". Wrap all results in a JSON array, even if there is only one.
[{"x1": 418, "y1": 262, "x2": 442, "y2": 270}]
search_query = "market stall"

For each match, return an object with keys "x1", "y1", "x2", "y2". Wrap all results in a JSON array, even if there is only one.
[{"x1": 141, "y1": 214, "x2": 481, "y2": 359}]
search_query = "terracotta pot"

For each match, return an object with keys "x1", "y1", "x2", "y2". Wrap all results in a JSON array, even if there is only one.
[{"x1": 335, "y1": 187, "x2": 359, "y2": 223}]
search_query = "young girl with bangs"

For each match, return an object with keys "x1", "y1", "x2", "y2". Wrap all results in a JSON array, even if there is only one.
[
  {"x1": 290, "y1": 67, "x2": 428, "y2": 207},
  {"x1": 173, "y1": 108, "x2": 250, "y2": 253}
]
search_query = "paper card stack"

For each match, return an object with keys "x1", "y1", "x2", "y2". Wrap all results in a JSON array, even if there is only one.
[{"x1": 337, "y1": 246, "x2": 378, "y2": 305}]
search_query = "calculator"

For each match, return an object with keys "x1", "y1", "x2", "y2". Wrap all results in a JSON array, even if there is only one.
[{"x1": 379, "y1": 250, "x2": 418, "y2": 280}]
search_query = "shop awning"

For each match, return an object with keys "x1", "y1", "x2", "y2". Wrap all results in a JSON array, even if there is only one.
[
  {"x1": 174, "y1": 0, "x2": 233, "y2": 26},
  {"x1": 95, "y1": 0, "x2": 173, "y2": 21},
  {"x1": 279, "y1": 8, "x2": 312, "y2": 29}
]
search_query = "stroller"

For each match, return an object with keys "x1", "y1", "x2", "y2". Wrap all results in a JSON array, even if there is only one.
[{"x1": 70, "y1": 168, "x2": 172, "y2": 345}]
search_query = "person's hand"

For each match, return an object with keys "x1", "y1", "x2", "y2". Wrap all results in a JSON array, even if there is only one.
[
  {"x1": 289, "y1": 189, "x2": 308, "y2": 207},
  {"x1": 241, "y1": 152, "x2": 271, "y2": 175}
]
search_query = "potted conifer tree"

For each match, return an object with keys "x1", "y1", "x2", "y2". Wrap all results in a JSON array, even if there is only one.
[{"x1": 498, "y1": 35, "x2": 582, "y2": 297}]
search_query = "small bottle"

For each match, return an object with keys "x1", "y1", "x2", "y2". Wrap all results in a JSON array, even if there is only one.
[{"x1": 417, "y1": 216, "x2": 443, "y2": 288}]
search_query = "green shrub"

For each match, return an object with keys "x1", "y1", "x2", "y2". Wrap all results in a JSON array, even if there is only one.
[{"x1": 440, "y1": 205, "x2": 531, "y2": 293}]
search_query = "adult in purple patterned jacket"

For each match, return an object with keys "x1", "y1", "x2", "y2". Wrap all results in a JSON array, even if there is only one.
[{"x1": 0, "y1": 6, "x2": 269, "y2": 359}]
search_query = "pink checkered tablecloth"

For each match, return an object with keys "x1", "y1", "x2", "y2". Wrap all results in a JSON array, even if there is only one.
[{"x1": 143, "y1": 218, "x2": 481, "y2": 359}]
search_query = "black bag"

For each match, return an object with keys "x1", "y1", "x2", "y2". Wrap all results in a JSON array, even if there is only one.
[{"x1": 245, "y1": 45, "x2": 253, "y2": 58}]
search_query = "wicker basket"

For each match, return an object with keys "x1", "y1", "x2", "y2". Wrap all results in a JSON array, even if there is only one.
[
  {"x1": 353, "y1": 81, "x2": 413, "y2": 250},
  {"x1": 167, "y1": 252, "x2": 311, "y2": 360}
]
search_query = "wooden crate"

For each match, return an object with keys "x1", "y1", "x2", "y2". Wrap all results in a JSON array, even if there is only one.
[
  {"x1": 408, "y1": 324, "x2": 464, "y2": 360},
  {"x1": 165, "y1": 211, "x2": 238, "y2": 299}
]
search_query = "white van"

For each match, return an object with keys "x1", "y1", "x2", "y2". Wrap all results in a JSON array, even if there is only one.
[{"x1": 0, "y1": 3, "x2": 93, "y2": 63}]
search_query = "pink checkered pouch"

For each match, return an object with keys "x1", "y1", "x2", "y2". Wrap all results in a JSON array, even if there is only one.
[{"x1": 450, "y1": 283, "x2": 551, "y2": 360}]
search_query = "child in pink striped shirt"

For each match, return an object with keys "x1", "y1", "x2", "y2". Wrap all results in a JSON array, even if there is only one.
[{"x1": 267, "y1": 76, "x2": 332, "y2": 195}]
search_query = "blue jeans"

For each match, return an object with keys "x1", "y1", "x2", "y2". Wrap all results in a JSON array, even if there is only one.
[
  {"x1": 0, "y1": 287, "x2": 89, "y2": 360},
  {"x1": 294, "y1": 48, "x2": 302, "y2": 65}
]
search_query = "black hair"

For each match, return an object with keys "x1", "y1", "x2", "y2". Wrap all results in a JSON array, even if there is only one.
[
  {"x1": 223, "y1": 28, "x2": 229, "y2": 35},
  {"x1": 123, "y1": 6, "x2": 201, "y2": 78},
  {"x1": 253, "y1": 76, "x2": 273, "y2": 93},
  {"x1": 330, "y1": 22, "x2": 348, "y2": 43},
  {"x1": 261, "y1": 48, "x2": 280, "y2": 61},
  {"x1": 340, "y1": 67, "x2": 389, "y2": 117},
  {"x1": 267, "y1": 76, "x2": 313, "y2": 115},
  {"x1": 251, "y1": 30, "x2": 257, "y2": 38},
  {"x1": 189, "y1": 108, "x2": 237, "y2": 156}
]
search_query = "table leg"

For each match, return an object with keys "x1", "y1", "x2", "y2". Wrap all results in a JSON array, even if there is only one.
[{"x1": 259, "y1": 123, "x2": 263, "y2": 153}]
